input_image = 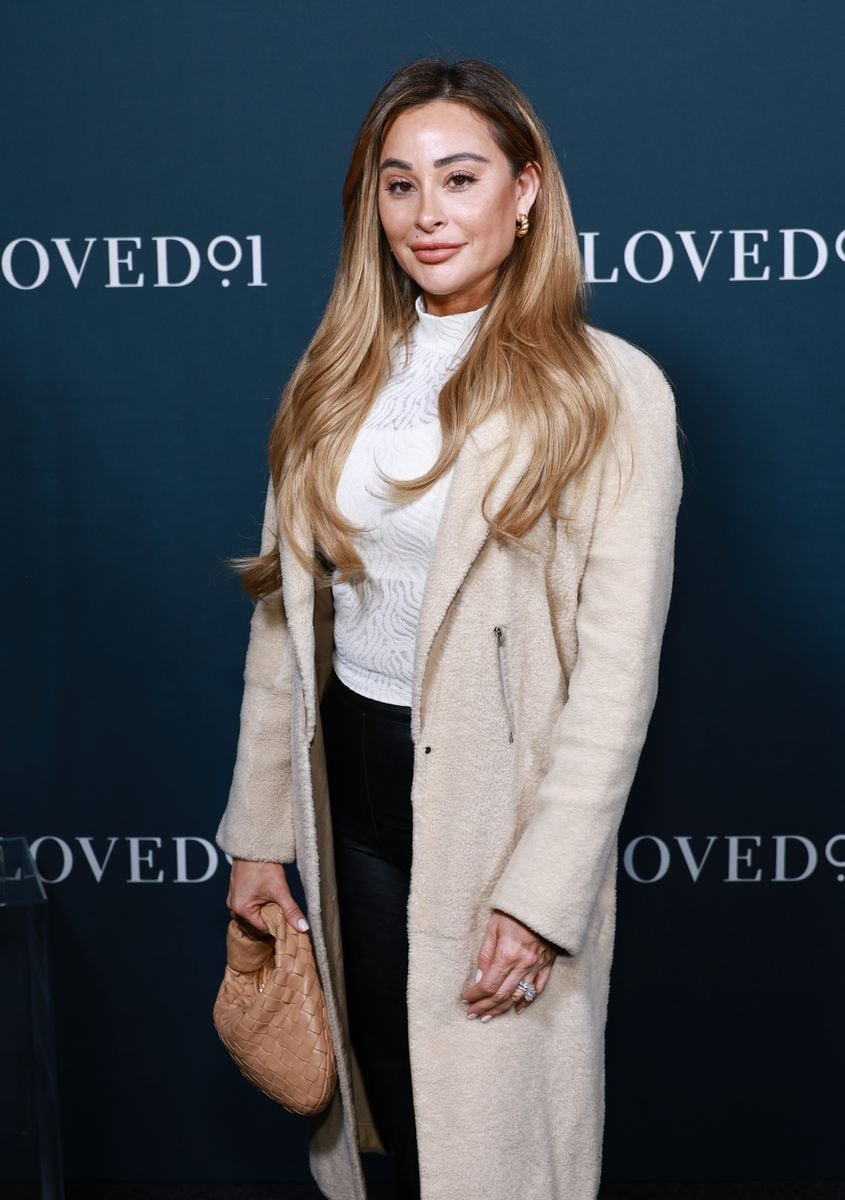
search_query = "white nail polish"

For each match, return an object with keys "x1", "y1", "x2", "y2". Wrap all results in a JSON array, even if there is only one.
[
  {"x1": 481, "y1": 1014, "x2": 493, "y2": 1023},
  {"x1": 475, "y1": 968, "x2": 483, "y2": 982},
  {"x1": 297, "y1": 918, "x2": 310, "y2": 931}
]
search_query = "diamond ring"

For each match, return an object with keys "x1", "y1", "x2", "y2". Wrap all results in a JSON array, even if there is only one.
[{"x1": 516, "y1": 979, "x2": 538, "y2": 1002}]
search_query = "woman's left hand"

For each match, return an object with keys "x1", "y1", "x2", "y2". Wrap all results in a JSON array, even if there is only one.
[{"x1": 459, "y1": 909, "x2": 559, "y2": 1021}]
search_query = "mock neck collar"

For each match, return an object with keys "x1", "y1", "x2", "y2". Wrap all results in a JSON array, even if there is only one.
[{"x1": 411, "y1": 292, "x2": 488, "y2": 356}]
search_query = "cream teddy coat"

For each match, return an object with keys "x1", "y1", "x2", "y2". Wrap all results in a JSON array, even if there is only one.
[{"x1": 215, "y1": 324, "x2": 684, "y2": 1200}]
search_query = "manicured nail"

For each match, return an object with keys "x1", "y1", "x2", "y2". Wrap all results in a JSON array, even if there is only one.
[
  {"x1": 297, "y1": 918, "x2": 310, "y2": 931},
  {"x1": 475, "y1": 968, "x2": 483, "y2": 982},
  {"x1": 480, "y1": 1014, "x2": 493, "y2": 1023},
  {"x1": 467, "y1": 1012, "x2": 478, "y2": 1020}
]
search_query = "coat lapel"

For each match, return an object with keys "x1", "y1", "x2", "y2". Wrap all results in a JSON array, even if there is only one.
[
  {"x1": 278, "y1": 407, "x2": 532, "y2": 745},
  {"x1": 409, "y1": 409, "x2": 532, "y2": 742}
]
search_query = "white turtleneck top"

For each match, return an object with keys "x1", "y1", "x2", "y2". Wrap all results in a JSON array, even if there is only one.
[{"x1": 331, "y1": 292, "x2": 488, "y2": 706}]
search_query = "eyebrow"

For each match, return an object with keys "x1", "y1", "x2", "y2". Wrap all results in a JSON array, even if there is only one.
[{"x1": 378, "y1": 151, "x2": 491, "y2": 172}]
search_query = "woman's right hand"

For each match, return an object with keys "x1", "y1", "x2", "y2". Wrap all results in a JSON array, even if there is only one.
[{"x1": 226, "y1": 858, "x2": 310, "y2": 938}]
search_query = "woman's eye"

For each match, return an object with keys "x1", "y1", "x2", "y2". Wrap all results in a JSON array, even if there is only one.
[{"x1": 384, "y1": 172, "x2": 477, "y2": 196}]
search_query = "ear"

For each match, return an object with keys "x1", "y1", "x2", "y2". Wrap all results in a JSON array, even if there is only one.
[{"x1": 516, "y1": 160, "x2": 542, "y2": 215}]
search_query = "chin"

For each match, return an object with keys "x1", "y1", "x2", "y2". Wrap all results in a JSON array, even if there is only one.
[
  {"x1": 400, "y1": 258, "x2": 461, "y2": 286},
  {"x1": 411, "y1": 271, "x2": 472, "y2": 296}
]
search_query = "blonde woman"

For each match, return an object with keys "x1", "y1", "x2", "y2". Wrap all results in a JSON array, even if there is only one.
[{"x1": 217, "y1": 56, "x2": 684, "y2": 1200}]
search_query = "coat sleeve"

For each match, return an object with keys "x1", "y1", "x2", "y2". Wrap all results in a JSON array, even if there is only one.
[
  {"x1": 487, "y1": 357, "x2": 683, "y2": 956},
  {"x1": 215, "y1": 474, "x2": 297, "y2": 864}
]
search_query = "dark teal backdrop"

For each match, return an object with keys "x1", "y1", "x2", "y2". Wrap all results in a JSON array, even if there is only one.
[{"x1": 3, "y1": 0, "x2": 843, "y2": 1186}]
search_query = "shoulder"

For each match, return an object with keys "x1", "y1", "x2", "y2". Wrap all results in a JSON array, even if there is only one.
[
  {"x1": 585, "y1": 324, "x2": 676, "y2": 412},
  {"x1": 584, "y1": 323, "x2": 680, "y2": 452},
  {"x1": 582, "y1": 326, "x2": 684, "y2": 515}
]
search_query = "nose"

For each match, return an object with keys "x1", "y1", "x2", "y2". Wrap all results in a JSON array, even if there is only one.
[{"x1": 414, "y1": 180, "x2": 447, "y2": 231}]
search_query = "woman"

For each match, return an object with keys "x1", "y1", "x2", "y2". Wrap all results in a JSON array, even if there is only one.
[{"x1": 216, "y1": 56, "x2": 684, "y2": 1200}]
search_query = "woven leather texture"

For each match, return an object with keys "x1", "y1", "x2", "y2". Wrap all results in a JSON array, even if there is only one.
[{"x1": 212, "y1": 902, "x2": 338, "y2": 1115}]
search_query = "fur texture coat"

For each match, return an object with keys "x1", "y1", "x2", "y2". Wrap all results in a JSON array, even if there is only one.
[{"x1": 215, "y1": 325, "x2": 684, "y2": 1199}]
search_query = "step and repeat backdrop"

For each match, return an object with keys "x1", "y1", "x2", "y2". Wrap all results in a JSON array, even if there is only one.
[{"x1": 3, "y1": 0, "x2": 843, "y2": 1187}]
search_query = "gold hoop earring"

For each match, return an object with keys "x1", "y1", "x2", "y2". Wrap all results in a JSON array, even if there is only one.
[{"x1": 515, "y1": 212, "x2": 530, "y2": 238}]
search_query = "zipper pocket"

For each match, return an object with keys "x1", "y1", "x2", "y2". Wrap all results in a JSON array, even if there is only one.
[{"x1": 493, "y1": 625, "x2": 514, "y2": 744}]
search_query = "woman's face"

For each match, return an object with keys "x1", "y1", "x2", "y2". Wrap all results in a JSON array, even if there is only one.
[{"x1": 377, "y1": 99, "x2": 541, "y2": 316}]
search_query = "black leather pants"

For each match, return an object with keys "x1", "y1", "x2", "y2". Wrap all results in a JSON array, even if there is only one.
[{"x1": 320, "y1": 666, "x2": 421, "y2": 1200}]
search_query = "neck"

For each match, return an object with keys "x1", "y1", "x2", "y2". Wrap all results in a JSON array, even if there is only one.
[{"x1": 412, "y1": 292, "x2": 488, "y2": 356}]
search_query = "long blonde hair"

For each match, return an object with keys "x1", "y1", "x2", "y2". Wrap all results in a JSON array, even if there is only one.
[{"x1": 230, "y1": 56, "x2": 620, "y2": 600}]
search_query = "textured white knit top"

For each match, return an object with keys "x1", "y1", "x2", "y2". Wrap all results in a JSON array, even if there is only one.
[{"x1": 331, "y1": 292, "x2": 488, "y2": 705}]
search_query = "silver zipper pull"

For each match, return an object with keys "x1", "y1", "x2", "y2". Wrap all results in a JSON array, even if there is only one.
[{"x1": 493, "y1": 626, "x2": 514, "y2": 743}]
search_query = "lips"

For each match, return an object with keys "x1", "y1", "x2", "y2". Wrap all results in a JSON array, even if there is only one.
[{"x1": 411, "y1": 243, "x2": 465, "y2": 263}]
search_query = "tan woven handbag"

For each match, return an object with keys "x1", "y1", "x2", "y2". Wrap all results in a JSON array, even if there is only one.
[{"x1": 212, "y1": 902, "x2": 338, "y2": 1115}]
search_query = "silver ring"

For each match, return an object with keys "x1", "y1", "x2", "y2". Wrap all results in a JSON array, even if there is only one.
[{"x1": 516, "y1": 979, "x2": 538, "y2": 1002}]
